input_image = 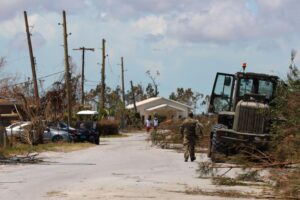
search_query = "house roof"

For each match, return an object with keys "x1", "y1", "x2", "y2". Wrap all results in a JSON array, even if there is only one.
[
  {"x1": 0, "y1": 113, "x2": 19, "y2": 118},
  {"x1": 126, "y1": 97, "x2": 160, "y2": 109},
  {"x1": 0, "y1": 98, "x2": 20, "y2": 106},
  {"x1": 77, "y1": 110, "x2": 99, "y2": 115},
  {"x1": 126, "y1": 97, "x2": 192, "y2": 109},
  {"x1": 145, "y1": 104, "x2": 186, "y2": 112}
]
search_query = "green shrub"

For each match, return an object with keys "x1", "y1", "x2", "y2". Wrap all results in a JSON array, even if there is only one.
[{"x1": 266, "y1": 51, "x2": 300, "y2": 198}]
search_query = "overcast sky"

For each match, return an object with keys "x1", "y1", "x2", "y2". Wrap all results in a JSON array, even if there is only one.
[{"x1": 0, "y1": 0, "x2": 299, "y2": 99}]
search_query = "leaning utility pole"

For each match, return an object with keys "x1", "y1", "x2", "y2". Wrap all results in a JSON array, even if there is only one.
[
  {"x1": 100, "y1": 39, "x2": 106, "y2": 112},
  {"x1": 24, "y1": 11, "x2": 39, "y2": 104},
  {"x1": 73, "y1": 47, "x2": 94, "y2": 105},
  {"x1": 130, "y1": 80, "x2": 137, "y2": 114},
  {"x1": 62, "y1": 10, "x2": 72, "y2": 126}
]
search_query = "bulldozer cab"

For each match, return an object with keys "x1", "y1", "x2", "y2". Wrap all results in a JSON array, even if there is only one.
[{"x1": 209, "y1": 72, "x2": 278, "y2": 114}]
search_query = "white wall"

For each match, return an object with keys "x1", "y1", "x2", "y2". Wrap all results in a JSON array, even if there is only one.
[{"x1": 136, "y1": 98, "x2": 190, "y2": 122}]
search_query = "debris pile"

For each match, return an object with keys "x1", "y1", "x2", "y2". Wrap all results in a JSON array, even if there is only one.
[{"x1": 0, "y1": 153, "x2": 42, "y2": 164}]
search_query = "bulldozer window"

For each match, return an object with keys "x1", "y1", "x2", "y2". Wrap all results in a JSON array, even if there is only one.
[
  {"x1": 209, "y1": 73, "x2": 235, "y2": 113},
  {"x1": 258, "y1": 80, "x2": 273, "y2": 99},
  {"x1": 214, "y1": 75, "x2": 233, "y2": 97},
  {"x1": 239, "y1": 78, "x2": 253, "y2": 96},
  {"x1": 239, "y1": 78, "x2": 274, "y2": 100}
]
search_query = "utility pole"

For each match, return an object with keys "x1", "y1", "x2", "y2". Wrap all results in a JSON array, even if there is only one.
[
  {"x1": 120, "y1": 57, "x2": 126, "y2": 129},
  {"x1": 100, "y1": 39, "x2": 106, "y2": 112},
  {"x1": 130, "y1": 80, "x2": 137, "y2": 114},
  {"x1": 24, "y1": 11, "x2": 39, "y2": 105},
  {"x1": 121, "y1": 57, "x2": 125, "y2": 106},
  {"x1": 73, "y1": 47, "x2": 94, "y2": 105},
  {"x1": 62, "y1": 10, "x2": 72, "y2": 126}
]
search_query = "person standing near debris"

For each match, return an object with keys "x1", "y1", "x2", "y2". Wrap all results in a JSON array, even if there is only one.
[
  {"x1": 153, "y1": 117, "x2": 159, "y2": 131},
  {"x1": 145, "y1": 116, "x2": 152, "y2": 133},
  {"x1": 180, "y1": 112, "x2": 203, "y2": 162},
  {"x1": 150, "y1": 116, "x2": 159, "y2": 145}
]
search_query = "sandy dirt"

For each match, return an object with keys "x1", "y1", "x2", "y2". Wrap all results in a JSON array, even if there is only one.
[{"x1": 0, "y1": 133, "x2": 265, "y2": 200}]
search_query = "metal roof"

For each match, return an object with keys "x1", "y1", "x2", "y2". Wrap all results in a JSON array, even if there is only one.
[
  {"x1": 0, "y1": 97, "x2": 20, "y2": 105},
  {"x1": 126, "y1": 96, "x2": 192, "y2": 109},
  {"x1": 76, "y1": 110, "x2": 99, "y2": 115},
  {"x1": 145, "y1": 104, "x2": 186, "y2": 112}
]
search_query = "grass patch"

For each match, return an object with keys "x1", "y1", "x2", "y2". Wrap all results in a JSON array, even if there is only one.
[
  {"x1": 212, "y1": 177, "x2": 248, "y2": 186},
  {"x1": 100, "y1": 134, "x2": 128, "y2": 138},
  {"x1": 184, "y1": 188, "x2": 256, "y2": 198},
  {"x1": 236, "y1": 170, "x2": 262, "y2": 182},
  {"x1": 46, "y1": 190, "x2": 68, "y2": 197},
  {"x1": 0, "y1": 142, "x2": 94, "y2": 157},
  {"x1": 197, "y1": 162, "x2": 267, "y2": 188},
  {"x1": 197, "y1": 162, "x2": 217, "y2": 177},
  {"x1": 273, "y1": 167, "x2": 300, "y2": 198}
]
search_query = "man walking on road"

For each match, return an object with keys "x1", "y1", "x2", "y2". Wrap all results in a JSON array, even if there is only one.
[{"x1": 180, "y1": 112, "x2": 203, "y2": 162}]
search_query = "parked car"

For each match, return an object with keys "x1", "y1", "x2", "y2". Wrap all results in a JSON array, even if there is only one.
[
  {"x1": 43, "y1": 128, "x2": 72, "y2": 142},
  {"x1": 47, "y1": 121, "x2": 99, "y2": 144},
  {"x1": 47, "y1": 121, "x2": 77, "y2": 134},
  {"x1": 5, "y1": 121, "x2": 32, "y2": 136},
  {"x1": 72, "y1": 127, "x2": 99, "y2": 144}
]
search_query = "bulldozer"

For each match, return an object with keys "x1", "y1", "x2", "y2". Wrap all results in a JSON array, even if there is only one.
[{"x1": 207, "y1": 65, "x2": 279, "y2": 161}]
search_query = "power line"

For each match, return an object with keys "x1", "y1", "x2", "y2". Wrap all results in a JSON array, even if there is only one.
[
  {"x1": 106, "y1": 55, "x2": 115, "y2": 76},
  {"x1": 85, "y1": 84, "x2": 99, "y2": 87},
  {"x1": 5, "y1": 57, "x2": 27, "y2": 64},
  {"x1": 106, "y1": 55, "x2": 121, "y2": 88},
  {"x1": 2, "y1": 70, "x2": 64, "y2": 88},
  {"x1": 85, "y1": 79, "x2": 99, "y2": 83},
  {"x1": 38, "y1": 70, "x2": 64, "y2": 79}
]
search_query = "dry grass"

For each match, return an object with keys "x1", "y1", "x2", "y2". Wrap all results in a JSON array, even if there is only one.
[
  {"x1": 212, "y1": 177, "x2": 248, "y2": 186},
  {"x1": 100, "y1": 134, "x2": 129, "y2": 138},
  {"x1": 46, "y1": 190, "x2": 68, "y2": 198},
  {"x1": 269, "y1": 75, "x2": 300, "y2": 198},
  {"x1": 0, "y1": 142, "x2": 94, "y2": 157},
  {"x1": 272, "y1": 168, "x2": 300, "y2": 199},
  {"x1": 184, "y1": 187, "x2": 258, "y2": 198},
  {"x1": 211, "y1": 176, "x2": 265, "y2": 187}
]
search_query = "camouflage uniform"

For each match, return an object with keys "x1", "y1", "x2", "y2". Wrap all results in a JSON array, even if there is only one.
[{"x1": 180, "y1": 118, "x2": 203, "y2": 162}]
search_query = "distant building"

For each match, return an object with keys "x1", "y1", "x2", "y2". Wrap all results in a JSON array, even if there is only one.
[{"x1": 126, "y1": 97, "x2": 192, "y2": 122}]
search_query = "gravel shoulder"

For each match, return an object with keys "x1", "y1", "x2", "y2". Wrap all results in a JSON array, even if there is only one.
[{"x1": 0, "y1": 133, "x2": 265, "y2": 200}]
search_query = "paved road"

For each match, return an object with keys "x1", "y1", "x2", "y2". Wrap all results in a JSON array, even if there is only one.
[{"x1": 0, "y1": 133, "x2": 261, "y2": 200}]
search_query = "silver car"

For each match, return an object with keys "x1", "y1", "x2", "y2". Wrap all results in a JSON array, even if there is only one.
[
  {"x1": 43, "y1": 128, "x2": 71, "y2": 142},
  {"x1": 5, "y1": 121, "x2": 32, "y2": 136}
]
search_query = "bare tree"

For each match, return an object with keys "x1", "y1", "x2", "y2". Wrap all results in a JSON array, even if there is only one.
[
  {"x1": 288, "y1": 49, "x2": 300, "y2": 83},
  {"x1": 145, "y1": 70, "x2": 160, "y2": 97},
  {"x1": 0, "y1": 57, "x2": 6, "y2": 68}
]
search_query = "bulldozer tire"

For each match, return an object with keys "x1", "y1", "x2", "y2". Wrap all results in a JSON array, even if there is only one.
[{"x1": 210, "y1": 124, "x2": 227, "y2": 162}]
